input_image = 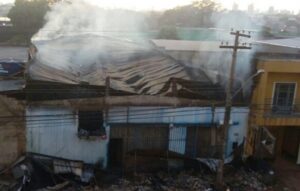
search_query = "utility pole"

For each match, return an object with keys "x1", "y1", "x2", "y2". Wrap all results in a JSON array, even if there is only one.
[{"x1": 216, "y1": 30, "x2": 251, "y2": 187}]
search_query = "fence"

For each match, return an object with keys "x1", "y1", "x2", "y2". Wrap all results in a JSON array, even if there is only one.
[{"x1": 109, "y1": 125, "x2": 224, "y2": 172}]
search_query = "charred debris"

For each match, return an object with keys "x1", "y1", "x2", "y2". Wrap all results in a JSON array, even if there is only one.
[{"x1": 0, "y1": 152, "x2": 275, "y2": 191}]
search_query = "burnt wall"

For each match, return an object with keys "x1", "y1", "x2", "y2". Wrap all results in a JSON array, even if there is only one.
[{"x1": 110, "y1": 125, "x2": 169, "y2": 153}]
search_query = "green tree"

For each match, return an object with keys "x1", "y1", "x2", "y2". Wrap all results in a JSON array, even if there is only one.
[
  {"x1": 157, "y1": 26, "x2": 179, "y2": 39},
  {"x1": 7, "y1": 0, "x2": 49, "y2": 43},
  {"x1": 260, "y1": 26, "x2": 273, "y2": 38},
  {"x1": 159, "y1": 0, "x2": 220, "y2": 28}
]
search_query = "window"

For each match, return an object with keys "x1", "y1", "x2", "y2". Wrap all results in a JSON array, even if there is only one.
[
  {"x1": 78, "y1": 111, "x2": 105, "y2": 137},
  {"x1": 272, "y1": 83, "x2": 296, "y2": 114}
]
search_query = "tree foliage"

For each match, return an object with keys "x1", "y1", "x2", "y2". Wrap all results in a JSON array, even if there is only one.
[
  {"x1": 157, "y1": 26, "x2": 179, "y2": 40},
  {"x1": 7, "y1": 0, "x2": 49, "y2": 42},
  {"x1": 159, "y1": 0, "x2": 220, "y2": 28}
]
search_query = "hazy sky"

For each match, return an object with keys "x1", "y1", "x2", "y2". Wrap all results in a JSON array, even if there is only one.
[{"x1": 1, "y1": 0, "x2": 299, "y2": 13}]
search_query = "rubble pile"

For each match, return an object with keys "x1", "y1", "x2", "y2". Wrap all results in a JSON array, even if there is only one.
[
  {"x1": 99, "y1": 168, "x2": 272, "y2": 191},
  {"x1": 225, "y1": 169, "x2": 269, "y2": 191},
  {"x1": 102, "y1": 170, "x2": 214, "y2": 191},
  {"x1": 0, "y1": 155, "x2": 275, "y2": 190}
]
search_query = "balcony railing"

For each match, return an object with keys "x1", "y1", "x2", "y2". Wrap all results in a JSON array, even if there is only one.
[{"x1": 263, "y1": 99, "x2": 300, "y2": 117}]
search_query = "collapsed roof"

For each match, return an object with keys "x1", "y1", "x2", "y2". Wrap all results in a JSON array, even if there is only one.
[{"x1": 27, "y1": 35, "x2": 224, "y2": 100}]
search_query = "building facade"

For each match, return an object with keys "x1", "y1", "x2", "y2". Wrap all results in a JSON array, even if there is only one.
[
  {"x1": 26, "y1": 103, "x2": 249, "y2": 169},
  {"x1": 246, "y1": 58, "x2": 300, "y2": 163}
]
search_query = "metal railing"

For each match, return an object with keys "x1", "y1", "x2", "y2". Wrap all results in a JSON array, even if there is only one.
[{"x1": 263, "y1": 99, "x2": 300, "y2": 116}]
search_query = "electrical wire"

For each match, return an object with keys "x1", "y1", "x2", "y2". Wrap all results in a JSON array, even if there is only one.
[
  {"x1": 0, "y1": 109, "x2": 265, "y2": 127},
  {"x1": 0, "y1": 105, "x2": 267, "y2": 121}
]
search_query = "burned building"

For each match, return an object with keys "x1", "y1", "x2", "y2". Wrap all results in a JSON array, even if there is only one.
[{"x1": 2, "y1": 35, "x2": 249, "y2": 170}]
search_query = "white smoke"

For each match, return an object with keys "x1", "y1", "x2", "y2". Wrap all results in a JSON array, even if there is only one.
[
  {"x1": 194, "y1": 10, "x2": 264, "y2": 96},
  {"x1": 31, "y1": 0, "x2": 149, "y2": 74},
  {"x1": 32, "y1": 1, "x2": 263, "y2": 97},
  {"x1": 215, "y1": 11, "x2": 263, "y2": 96},
  {"x1": 33, "y1": 0, "x2": 146, "y2": 41}
]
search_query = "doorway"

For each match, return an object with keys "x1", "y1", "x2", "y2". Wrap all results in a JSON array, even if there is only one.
[{"x1": 108, "y1": 138, "x2": 123, "y2": 167}]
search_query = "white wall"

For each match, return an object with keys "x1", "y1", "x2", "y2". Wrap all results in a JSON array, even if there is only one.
[
  {"x1": 26, "y1": 106, "x2": 248, "y2": 164},
  {"x1": 26, "y1": 106, "x2": 108, "y2": 166}
]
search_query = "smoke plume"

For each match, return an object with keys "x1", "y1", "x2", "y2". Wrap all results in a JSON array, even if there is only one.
[
  {"x1": 33, "y1": 0, "x2": 146, "y2": 40},
  {"x1": 32, "y1": 1, "x2": 263, "y2": 97},
  {"x1": 32, "y1": 0, "x2": 148, "y2": 73},
  {"x1": 185, "y1": 10, "x2": 264, "y2": 96}
]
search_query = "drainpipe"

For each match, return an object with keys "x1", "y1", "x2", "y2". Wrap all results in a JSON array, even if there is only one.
[
  {"x1": 211, "y1": 104, "x2": 216, "y2": 153},
  {"x1": 102, "y1": 77, "x2": 110, "y2": 168},
  {"x1": 104, "y1": 76, "x2": 110, "y2": 136}
]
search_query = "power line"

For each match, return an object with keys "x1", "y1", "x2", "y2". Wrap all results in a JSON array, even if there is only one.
[
  {"x1": 22, "y1": 112, "x2": 263, "y2": 130},
  {"x1": 0, "y1": 104, "x2": 269, "y2": 121},
  {"x1": 0, "y1": 102, "x2": 271, "y2": 121},
  {"x1": 0, "y1": 104, "x2": 271, "y2": 131},
  {"x1": 0, "y1": 107, "x2": 214, "y2": 120},
  {"x1": 0, "y1": 110, "x2": 262, "y2": 125}
]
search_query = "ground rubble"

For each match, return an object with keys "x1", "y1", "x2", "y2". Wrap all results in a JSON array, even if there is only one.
[
  {"x1": 95, "y1": 167, "x2": 271, "y2": 191},
  {"x1": 99, "y1": 171, "x2": 213, "y2": 191},
  {"x1": 0, "y1": 165, "x2": 273, "y2": 191},
  {"x1": 224, "y1": 168, "x2": 270, "y2": 191},
  {"x1": 0, "y1": 154, "x2": 277, "y2": 191}
]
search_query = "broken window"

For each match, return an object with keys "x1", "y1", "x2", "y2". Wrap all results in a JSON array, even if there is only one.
[
  {"x1": 272, "y1": 83, "x2": 296, "y2": 114},
  {"x1": 77, "y1": 111, "x2": 105, "y2": 137}
]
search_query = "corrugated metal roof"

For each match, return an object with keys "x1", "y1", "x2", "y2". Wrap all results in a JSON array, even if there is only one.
[
  {"x1": 256, "y1": 38, "x2": 300, "y2": 49},
  {"x1": 153, "y1": 38, "x2": 300, "y2": 55},
  {"x1": 29, "y1": 35, "x2": 218, "y2": 96},
  {"x1": 151, "y1": 40, "x2": 222, "y2": 52}
]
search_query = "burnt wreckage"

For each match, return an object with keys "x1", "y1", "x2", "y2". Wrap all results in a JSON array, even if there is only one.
[{"x1": 0, "y1": 35, "x2": 249, "y2": 189}]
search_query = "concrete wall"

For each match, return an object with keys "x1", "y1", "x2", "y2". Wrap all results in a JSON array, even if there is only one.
[
  {"x1": 252, "y1": 59, "x2": 300, "y2": 126},
  {"x1": 246, "y1": 59, "x2": 300, "y2": 156},
  {"x1": 0, "y1": 96, "x2": 25, "y2": 168}
]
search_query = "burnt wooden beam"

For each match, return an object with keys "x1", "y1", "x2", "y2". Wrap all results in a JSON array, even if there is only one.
[
  {"x1": 171, "y1": 78, "x2": 178, "y2": 97},
  {"x1": 105, "y1": 77, "x2": 110, "y2": 97}
]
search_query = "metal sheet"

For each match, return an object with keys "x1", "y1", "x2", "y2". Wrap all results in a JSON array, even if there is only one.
[
  {"x1": 53, "y1": 160, "x2": 83, "y2": 177},
  {"x1": 108, "y1": 106, "x2": 249, "y2": 157},
  {"x1": 168, "y1": 126, "x2": 187, "y2": 154}
]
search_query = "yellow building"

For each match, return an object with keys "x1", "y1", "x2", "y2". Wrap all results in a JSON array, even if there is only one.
[{"x1": 247, "y1": 57, "x2": 300, "y2": 163}]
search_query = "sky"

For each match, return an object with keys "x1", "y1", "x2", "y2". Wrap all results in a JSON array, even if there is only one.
[{"x1": 0, "y1": 0, "x2": 299, "y2": 13}]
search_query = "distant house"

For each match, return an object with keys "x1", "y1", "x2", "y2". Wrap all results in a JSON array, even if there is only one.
[
  {"x1": 0, "y1": 46, "x2": 27, "y2": 93},
  {"x1": 0, "y1": 17, "x2": 12, "y2": 27}
]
